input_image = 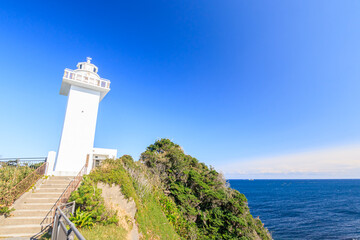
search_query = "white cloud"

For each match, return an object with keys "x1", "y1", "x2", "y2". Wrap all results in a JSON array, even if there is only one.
[{"x1": 219, "y1": 144, "x2": 360, "y2": 179}]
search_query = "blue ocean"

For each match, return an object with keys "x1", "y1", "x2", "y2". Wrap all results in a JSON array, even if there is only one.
[{"x1": 228, "y1": 180, "x2": 360, "y2": 240}]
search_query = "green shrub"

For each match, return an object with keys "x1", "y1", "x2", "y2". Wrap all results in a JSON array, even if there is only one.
[
  {"x1": 84, "y1": 156, "x2": 181, "y2": 240},
  {"x1": 140, "y1": 138, "x2": 271, "y2": 240},
  {"x1": 71, "y1": 142, "x2": 270, "y2": 240},
  {"x1": 0, "y1": 165, "x2": 36, "y2": 215},
  {"x1": 68, "y1": 176, "x2": 118, "y2": 225},
  {"x1": 70, "y1": 207, "x2": 95, "y2": 229},
  {"x1": 0, "y1": 165, "x2": 34, "y2": 196},
  {"x1": 0, "y1": 206, "x2": 15, "y2": 217}
]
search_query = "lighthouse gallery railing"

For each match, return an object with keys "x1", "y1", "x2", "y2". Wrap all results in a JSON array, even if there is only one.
[{"x1": 63, "y1": 69, "x2": 110, "y2": 89}]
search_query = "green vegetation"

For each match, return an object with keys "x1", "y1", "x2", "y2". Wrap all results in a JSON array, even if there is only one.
[
  {"x1": 0, "y1": 165, "x2": 34, "y2": 195},
  {"x1": 140, "y1": 139, "x2": 271, "y2": 240},
  {"x1": 70, "y1": 207, "x2": 96, "y2": 229},
  {"x1": 0, "y1": 165, "x2": 35, "y2": 215},
  {"x1": 69, "y1": 176, "x2": 118, "y2": 226},
  {"x1": 70, "y1": 155, "x2": 181, "y2": 239},
  {"x1": 0, "y1": 205, "x2": 15, "y2": 217},
  {"x1": 80, "y1": 224, "x2": 127, "y2": 240},
  {"x1": 70, "y1": 139, "x2": 270, "y2": 240}
]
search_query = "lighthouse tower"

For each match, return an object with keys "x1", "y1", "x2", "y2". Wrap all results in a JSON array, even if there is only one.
[{"x1": 52, "y1": 58, "x2": 113, "y2": 176}]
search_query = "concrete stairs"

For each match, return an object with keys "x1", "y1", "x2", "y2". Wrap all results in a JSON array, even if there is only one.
[{"x1": 0, "y1": 176, "x2": 73, "y2": 239}]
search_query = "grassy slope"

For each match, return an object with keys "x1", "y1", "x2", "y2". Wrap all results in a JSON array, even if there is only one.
[
  {"x1": 80, "y1": 224, "x2": 127, "y2": 240},
  {"x1": 72, "y1": 140, "x2": 270, "y2": 240},
  {"x1": 79, "y1": 157, "x2": 181, "y2": 240}
]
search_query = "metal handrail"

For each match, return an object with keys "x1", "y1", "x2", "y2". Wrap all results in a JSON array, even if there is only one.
[
  {"x1": 58, "y1": 201, "x2": 76, "y2": 217},
  {"x1": 40, "y1": 165, "x2": 87, "y2": 227},
  {"x1": 52, "y1": 207, "x2": 86, "y2": 240},
  {"x1": 0, "y1": 162, "x2": 48, "y2": 207}
]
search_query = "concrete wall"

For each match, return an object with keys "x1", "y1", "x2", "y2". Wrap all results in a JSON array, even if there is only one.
[{"x1": 46, "y1": 151, "x2": 56, "y2": 175}]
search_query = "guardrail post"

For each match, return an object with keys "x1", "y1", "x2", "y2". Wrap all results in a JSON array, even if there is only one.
[
  {"x1": 52, "y1": 209, "x2": 59, "y2": 240},
  {"x1": 71, "y1": 201, "x2": 76, "y2": 215},
  {"x1": 52, "y1": 207, "x2": 86, "y2": 240},
  {"x1": 68, "y1": 229, "x2": 74, "y2": 240}
]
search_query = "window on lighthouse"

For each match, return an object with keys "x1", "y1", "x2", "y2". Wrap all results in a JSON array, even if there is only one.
[
  {"x1": 79, "y1": 64, "x2": 82, "y2": 69},
  {"x1": 93, "y1": 68, "x2": 96, "y2": 72}
]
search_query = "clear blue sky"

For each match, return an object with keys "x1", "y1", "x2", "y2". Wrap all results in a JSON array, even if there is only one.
[{"x1": 1, "y1": 1, "x2": 360, "y2": 178}]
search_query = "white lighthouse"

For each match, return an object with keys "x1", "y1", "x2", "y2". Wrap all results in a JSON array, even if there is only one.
[{"x1": 50, "y1": 58, "x2": 117, "y2": 176}]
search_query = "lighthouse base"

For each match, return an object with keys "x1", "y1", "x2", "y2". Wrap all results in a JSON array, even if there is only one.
[{"x1": 46, "y1": 148, "x2": 117, "y2": 176}]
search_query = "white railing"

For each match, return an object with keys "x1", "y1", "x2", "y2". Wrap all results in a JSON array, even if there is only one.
[{"x1": 63, "y1": 69, "x2": 110, "y2": 89}]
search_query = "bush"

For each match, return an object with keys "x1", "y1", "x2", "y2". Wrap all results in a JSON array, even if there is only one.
[
  {"x1": 83, "y1": 156, "x2": 181, "y2": 240},
  {"x1": 0, "y1": 165, "x2": 34, "y2": 196},
  {"x1": 0, "y1": 206, "x2": 15, "y2": 217},
  {"x1": 70, "y1": 207, "x2": 95, "y2": 229},
  {"x1": 140, "y1": 138, "x2": 271, "y2": 240},
  {"x1": 0, "y1": 165, "x2": 36, "y2": 215},
  {"x1": 70, "y1": 141, "x2": 270, "y2": 240},
  {"x1": 68, "y1": 176, "x2": 118, "y2": 226}
]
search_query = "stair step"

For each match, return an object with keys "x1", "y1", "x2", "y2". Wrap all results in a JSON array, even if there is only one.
[
  {"x1": 44, "y1": 182, "x2": 71, "y2": 185},
  {"x1": 48, "y1": 177, "x2": 73, "y2": 180},
  {"x1": 41, "y1": 183, "x2": 69, "y2": 186},
  {"x1": 0, "y1": 233, "x2": 36, "y2": 238},
  {"x1": 46, "y1": 178, "x2": 72, "y2": 181},
  {"x1": 29, "y1": 193, "x2": 62, "y2": 198},
  {"x1": 1, "y1": 217, "x2": 51, "y2": 225},
  {"x1": 35, "y1": 188, "x2": 65, "y2": 193},
  {"x1": 18, "y1": 203, "x2": 54, "y2": 210},
  {"x1": 40, "y1": 185, "x2": 68, "y2": 189},
  {"x1": 24, "y1": 198, "x2": 59, "y2": 203},
  {"x1": 0, "y1": 224, "x2": 42, "y2": 234},
  {"x1": 12, "y1": 209, "x2": 49, "y2": 217},
  {"x1": 49, "y1": 176, "x2": 74, "y2": 180}
]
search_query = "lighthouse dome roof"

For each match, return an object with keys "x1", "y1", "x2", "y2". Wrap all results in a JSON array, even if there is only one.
[{"x1": 74, "y1": 57, "x2": 100, "y2": 79}]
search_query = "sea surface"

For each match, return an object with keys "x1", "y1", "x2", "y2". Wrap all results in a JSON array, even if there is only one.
[{"x1": 228, "y1": 179, "x2": 360, "y2": 240}]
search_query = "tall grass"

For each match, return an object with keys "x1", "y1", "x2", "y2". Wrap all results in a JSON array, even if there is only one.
[
  {"x1": 0, "y1": 165, "x2": 34, "y2": 198},
  {"x1": 0, "y1": 165, "x2": 35, "y2": 215},
  {"x1": 80, "y1": 224, "x2": 127, "y2": 240}
]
